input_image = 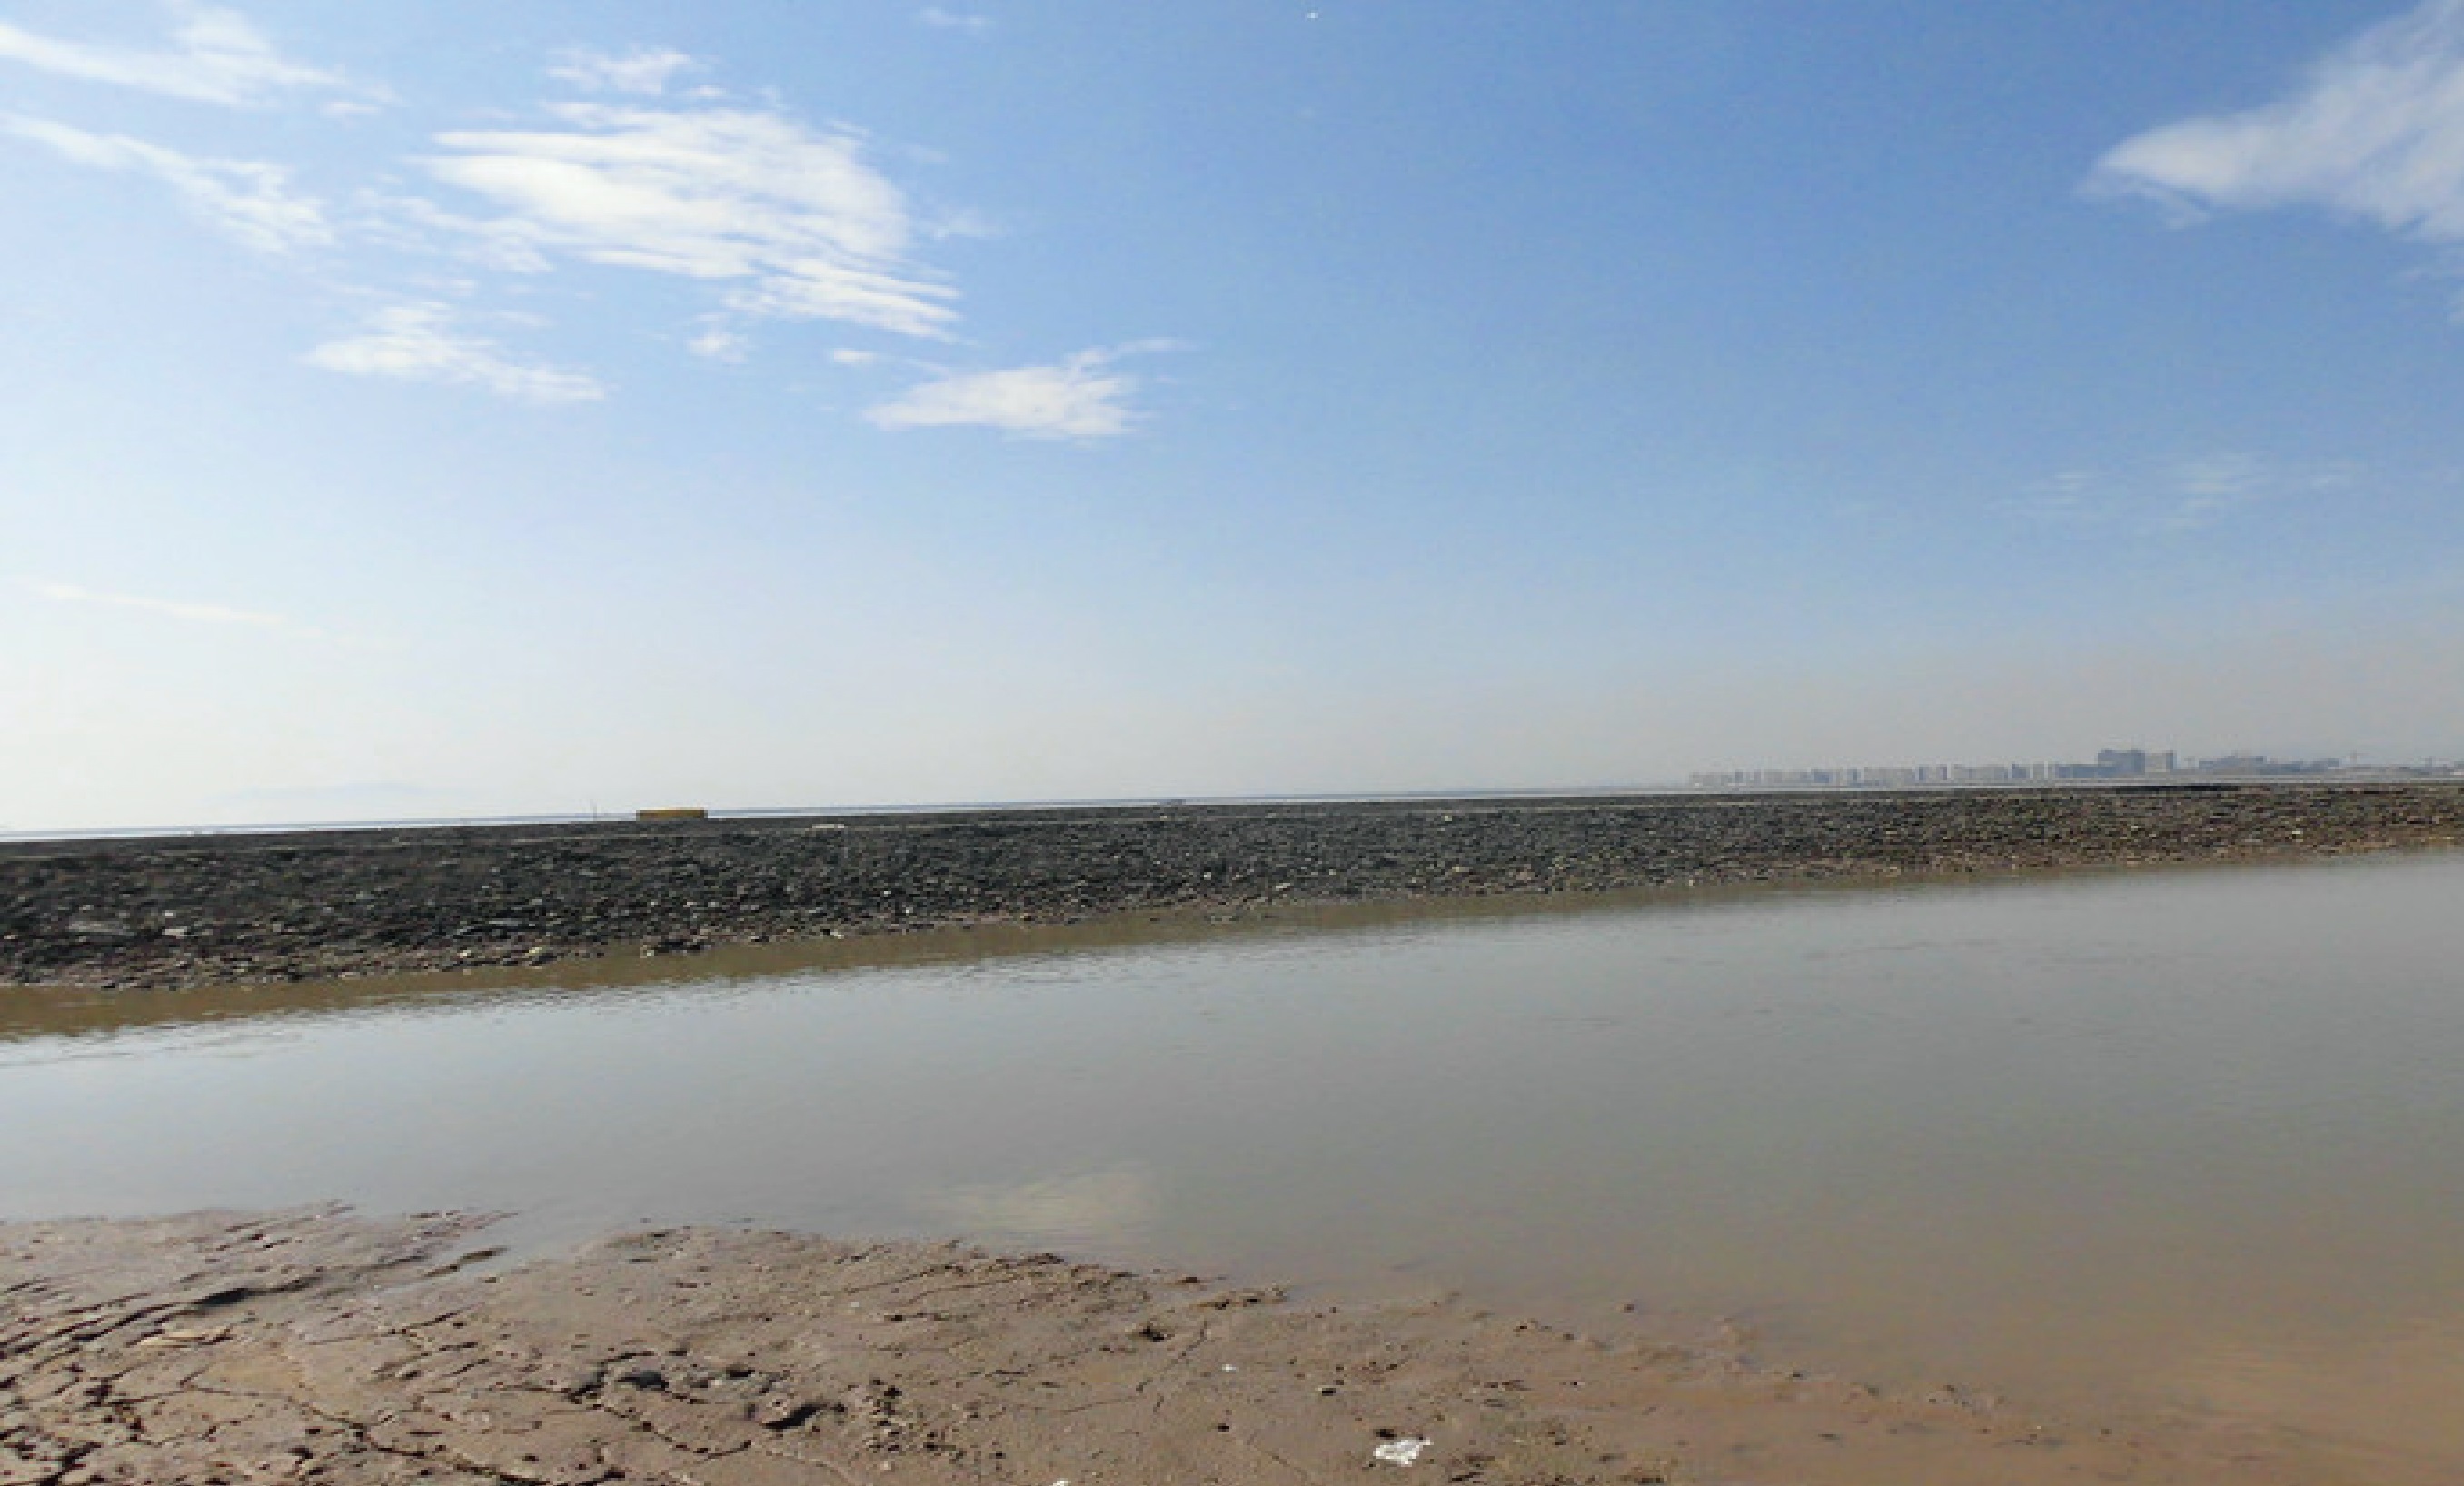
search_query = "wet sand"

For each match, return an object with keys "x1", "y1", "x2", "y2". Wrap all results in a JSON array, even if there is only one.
[
  {"x1": 0, "y1": 1208, "x2": 2369, "y2": 1486},
  {"x1": 7, "y1": 781, "x2": 2461, "y2": 990}
]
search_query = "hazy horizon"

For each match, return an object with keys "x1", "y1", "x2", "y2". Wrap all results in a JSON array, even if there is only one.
[{"x1": 10, "y1": 2, "x2": 2464, "y2": 832}]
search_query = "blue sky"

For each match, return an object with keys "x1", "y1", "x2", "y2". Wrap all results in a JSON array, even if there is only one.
[{"x1": 7, "y1": 1, "x2": 2464, "y2": 828}]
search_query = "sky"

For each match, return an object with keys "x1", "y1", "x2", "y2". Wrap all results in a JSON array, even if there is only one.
[{"x1": 6, "y1": 0, "x2": 2464, "y2": 830}]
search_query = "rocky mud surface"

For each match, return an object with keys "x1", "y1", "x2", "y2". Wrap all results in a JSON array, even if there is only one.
[
  {"x1": 0, "y1": 1209, "x2": 2376, "y2": 1486},
  {"x1": 5, "y1": 784, "x2": 2460, "y2": 990}
]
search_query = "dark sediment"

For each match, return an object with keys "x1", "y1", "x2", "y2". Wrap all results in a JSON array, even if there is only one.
[{"x1": 5, "y1": 782, "x2": 2460, "y2": 991}]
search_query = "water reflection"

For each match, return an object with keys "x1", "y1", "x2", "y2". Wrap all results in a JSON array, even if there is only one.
[{"x1": 923, "y1": 1164, "x2": 1161, "y2": 1252}]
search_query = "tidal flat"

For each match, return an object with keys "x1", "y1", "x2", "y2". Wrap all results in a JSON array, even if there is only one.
[
  {"x1": 5, "y1": 788, "x2": 2463, "y2": 1482},
  {"x1": 0, "y1": 1207, "x2": 2358, "y2": 1486}
]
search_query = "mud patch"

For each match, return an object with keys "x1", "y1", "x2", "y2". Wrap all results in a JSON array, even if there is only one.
[{"x1": 0, "y1": 1209, "x2": 2412, "y2": 1484}]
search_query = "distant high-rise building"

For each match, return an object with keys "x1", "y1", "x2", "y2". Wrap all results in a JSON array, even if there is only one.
[{"x1": 1687, "y1": 746, "x2": 2192, "y2": 789}]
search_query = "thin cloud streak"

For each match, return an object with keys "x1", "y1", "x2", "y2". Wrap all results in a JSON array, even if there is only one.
[
  {"x1": 421, "y1": 104, "x2": 959, "y2": 340},
  {"x1": 6, "y1": 115, "x2": 331, "y2": 254},
  {"x1": 2091, "y1": 0, "x2": 2464, "y2": 247},
  {"x1": 918, "y1": 9, "x2": 996, "y2": 36},
  {"x1": 2003, "y1": 453, "x2": 2364, "y2": 532},
  {"x1": 0, "y1": 2, "x2": 361, "y2": 107},
  {"x1": 548, "y1": 45, "x2": 700, "y2": 96},
  {"x1": 866, "y1": 346, "x2": 1148, "y2": 438},
  {"x1": 305, "y1": 303, "x2": 607, "y2": 404},
  {"x1": 35, "y1": 581, "x2": 287, "y2": 629}
]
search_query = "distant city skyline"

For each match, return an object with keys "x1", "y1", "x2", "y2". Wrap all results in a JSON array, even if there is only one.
[{"x1": 1689, "y1": 747, "x2": 2464, "y2": 791}]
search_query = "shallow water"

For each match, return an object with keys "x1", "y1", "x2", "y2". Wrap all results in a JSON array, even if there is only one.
[{"x1": 6, "y1": 853, "x2": 2462, "y2": 1467}]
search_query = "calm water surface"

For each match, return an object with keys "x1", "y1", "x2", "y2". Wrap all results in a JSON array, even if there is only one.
[{"x1": 6, "y1": 853, "x2": 2462, "y2": 1464}]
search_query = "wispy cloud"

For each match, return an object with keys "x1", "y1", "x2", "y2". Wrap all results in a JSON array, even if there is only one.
[
  {"x1": 2004, "y1": 453, "x2": 2360, "y2": 532},
  {"x1": 0, "y1": 2, "x2": 361, "y2": 107},
  {"x1": 358, "y1": 189, "x2": 556, "y2": 274},
  {"x1": 918, "y1": 8, "x2": 996, "y2": 36},
  {"x1": 548, "y1": 45, "x2": 700, "y2": 96},
  {"x1": 2090, "y1": 1, "x2": 2464, "y2": 252},
  {"x1": 304, "y1": 302, "x2": 607, "y2": 404},
  {"x1": 866, "y1": 345, "x2": 1156, "y2": 439},
  {"x1": 6, "y1": 114, "x2": 331, "y2": 254},
  {"x1": 688, "y1": 324, "x2": 750, "y2": 362},
  {"x1": 2165, "y1": 452, "x2": 2274, "y2": 530},
  {"x1": 9, "y1": 24, "x2": 1157, "y2": 419},
  {"x1": 35, "y1": 580, "x2": 288, "y2": 629},
  {"x1": 420, "y1": 104, "x2": 959, "y2": 340}
]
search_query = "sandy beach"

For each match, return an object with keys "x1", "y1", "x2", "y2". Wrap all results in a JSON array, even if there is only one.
[{"x1": 1, "y1": 1207, "x2": 2389, "y2": 1486}]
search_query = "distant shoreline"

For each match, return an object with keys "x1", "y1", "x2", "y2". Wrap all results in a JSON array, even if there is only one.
[
  {"x1": 12, "y1": 770, "x2": 2458, "y2": 847},
  {"x1": 6, "y1": 779, "x2": 2460, "y2": 991}
]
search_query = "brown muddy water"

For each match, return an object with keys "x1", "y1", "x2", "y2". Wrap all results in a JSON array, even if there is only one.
[{"x1": 5, "y1": 852, "x2": 2463, "y2": 1469}]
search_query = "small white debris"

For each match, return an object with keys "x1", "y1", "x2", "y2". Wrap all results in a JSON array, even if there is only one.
[
  {"x1": 1221, "y1": 1363, "x2": 1238, "y2": 1372},
  {"x1": 1372, "y1": 1437, "x2": 1431, "y2": 1467}
]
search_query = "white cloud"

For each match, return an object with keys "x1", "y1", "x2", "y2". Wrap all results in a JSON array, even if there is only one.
[
  {"x1": 361, "y1": 189, "x2": 557, "y2": 274},
  {"x1": 918, "y1": 8, "x2": 995, "y2": 36},
  {"x1": 35, "y1": 580, "x2": 286, "y2": 628},
  {"x1": 5, "y1": 114, "x2": 330, "y2": 253},
  {"x1": 2003, "y1": 453, "x2": 2362, "y2": 532},
  {"x1": 0, "y1": 2, "x2": 359, "y2": 107},
  {"x1": 865, "y1": 346, "x2": 1148, "y2": 438},
  {"x1": 2091, "y1": 0, "x2": 2464, "y2": 244},
  {"x1": 689, "y1": 325, "x2": 749, "y2": 361},
  {"x1": 2161, "y1": 452, "x2": 2273, "y2": 530},
  {"x1": 421, "y1": 104, "x2": 959, "y2": 340},
  {"x1": 305, "y1": 303, "x2": 606, "y2": 404},
  {"x1": 549, "y1": 45, "x2": 700, "y2": 96},
  {"x1": 923, "y1": 204, "x2": 1001, "y2": 241}
]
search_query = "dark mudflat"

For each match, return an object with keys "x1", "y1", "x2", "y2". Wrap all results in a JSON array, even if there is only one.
[{"x1": 5, "y1": 783, "x2": 2459, "y2": 990}]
